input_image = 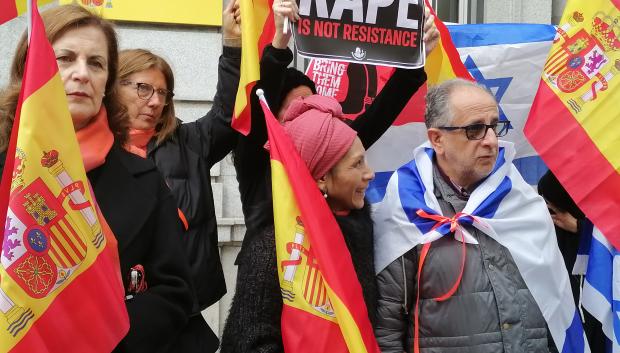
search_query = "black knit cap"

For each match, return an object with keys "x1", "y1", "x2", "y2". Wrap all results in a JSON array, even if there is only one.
[{"x1": 280, "y1": 67, "x2": 317, "y2": 104}]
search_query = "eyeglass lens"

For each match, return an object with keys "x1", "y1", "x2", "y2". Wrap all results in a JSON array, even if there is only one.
[
  {"x1": 136, "y1": 83, "x2": 170, "y2": 102},
  {"x1": 465, "y1": 121, "x2": 509, "y2": 140}
]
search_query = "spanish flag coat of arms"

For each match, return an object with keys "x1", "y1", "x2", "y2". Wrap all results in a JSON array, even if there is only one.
[
  {"x1": 259, "y1": 92, "x2": 379, "y2": 353},
  {"x1": 525, "y1": 0, "x2": 620, "y2": 249},
  {"x1": 0, "y1": 2, "x2": 128, "y2": 351}
]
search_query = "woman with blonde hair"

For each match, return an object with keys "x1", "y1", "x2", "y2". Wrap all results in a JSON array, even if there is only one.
[
  {"x1": 116, "y1": 1, "x2": 242, "y2": 351},
  {"x1": 0, "y1": 5, "x2": 193, "y2": 352}
]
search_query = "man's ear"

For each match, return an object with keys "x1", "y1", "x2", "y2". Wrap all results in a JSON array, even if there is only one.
[{"x1": 427, "y1": 128, "x2": 444, "y2": 154}]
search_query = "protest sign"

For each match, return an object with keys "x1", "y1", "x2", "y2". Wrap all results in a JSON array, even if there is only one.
[{"x1": 293, "y1": 0, "x2": 425, "y2": 68}]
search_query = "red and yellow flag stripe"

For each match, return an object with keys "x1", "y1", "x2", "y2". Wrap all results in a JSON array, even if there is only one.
[
  {"x1": 0, "y1": 2, "x2": 128, "y2": 351},
  {"x1": 231, "y1": 0, "x2": 275, "y2": 135},
  {"x1": 424, "y1": 0, "x2": 473, "y2": 84},
  {"x1": 262, "y1": 95, "x2": 379, "y2": 353},
  {"x1": 525, "y1": 0, "x2": 620, "y2": 248}
]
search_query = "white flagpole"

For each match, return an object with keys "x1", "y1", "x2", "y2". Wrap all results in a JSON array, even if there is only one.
[
  {"x1": 283, "y1": 18, "x2": 289, "y2": 34},
  {"x1": 256, "y1": 88, "x2": 270, "y2": 108},
  {"x1": 26, "y1": 0, "x2": 33, "y2": 43}
]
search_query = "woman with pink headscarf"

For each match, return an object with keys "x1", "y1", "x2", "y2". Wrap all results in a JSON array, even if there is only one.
[{"x1": 221, "y1": 95, "x2": 375, "y2": 352}]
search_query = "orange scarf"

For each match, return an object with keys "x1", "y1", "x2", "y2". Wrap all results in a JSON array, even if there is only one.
[
  {"x1": 124, "y1": 128, "x2": 156, "y2": 159},
  {"x1": 76, "y1": 107, "x2": 114, "y2": 172}
]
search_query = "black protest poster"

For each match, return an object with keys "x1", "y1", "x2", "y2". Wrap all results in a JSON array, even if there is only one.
[{"x1": 292, "y1": 0, "x2": 425, "y2": 68}]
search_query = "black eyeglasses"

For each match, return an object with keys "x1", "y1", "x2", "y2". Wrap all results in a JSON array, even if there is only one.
[
  {"x1": 121, "y1": 81, "x2": 174, "y2": 105},
  {"x1": 437, "y1": 121, "x2": 511, "y2": 140}
]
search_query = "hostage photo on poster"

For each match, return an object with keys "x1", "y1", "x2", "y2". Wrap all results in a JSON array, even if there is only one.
[{"x1": 292, "y1": 0, "x2": 425, "y2": 68}]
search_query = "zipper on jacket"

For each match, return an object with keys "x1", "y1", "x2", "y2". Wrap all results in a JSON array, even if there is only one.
[{"x1": 401, "y1": 255, "x2": 409, "y2": 315}]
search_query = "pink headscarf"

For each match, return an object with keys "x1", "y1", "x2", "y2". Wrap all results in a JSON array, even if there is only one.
[{"x1": 281, "y1": 95, "x2": 357, "y2": 180}]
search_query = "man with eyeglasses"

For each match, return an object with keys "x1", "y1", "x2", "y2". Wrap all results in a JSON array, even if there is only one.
[
  {"x1": 373, "y1": 79, "x2": 567, "y2": 352},
  {"x1": 426, "y1": 79, "x2": 510, "y2": 197}
]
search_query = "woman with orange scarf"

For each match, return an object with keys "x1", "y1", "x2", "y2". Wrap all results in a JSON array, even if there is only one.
[
  {"x1": 115, "y1": 2, "x2": 242, "y2": 352},
  {"x1": 0, "y1": 5, "x2": 193, "y2": 352}
]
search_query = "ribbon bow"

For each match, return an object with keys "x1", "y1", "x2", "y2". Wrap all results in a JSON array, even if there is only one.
[{"x1": 416, "y1": 209, "x2": 475, "y2": 234}]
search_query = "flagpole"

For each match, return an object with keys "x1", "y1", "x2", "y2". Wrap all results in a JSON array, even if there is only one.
[
  {"x1": 26, "y1": 0, "x2": 33, "y2": 43},
  {"x1": 256, "y1": 89, "x2": 270, "y2": 109}
]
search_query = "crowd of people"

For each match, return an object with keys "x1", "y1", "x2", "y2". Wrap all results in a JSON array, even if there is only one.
[{"x1": 0, "y1": 1, "x2": 603, "y2": 353}]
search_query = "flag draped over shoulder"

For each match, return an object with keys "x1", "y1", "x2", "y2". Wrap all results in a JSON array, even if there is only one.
[
  {"x1": 524, "y1": 0, "x2": 620, "y2": 249},
  {"x1": 0, "y1": 3, "x2": 128, "y2": 352},
  {"x1": 259, "y1": 94, "x2": 379, "y2": 353},
  {"x1": 231, "y1": 0, "x2": 275, "y2": 135},
  {"x1": 371, "y1": 141, "x2": 589, "y2": 352},
  {"x1": 0, "y1": 0, "x2": 53, "y2": 25}
]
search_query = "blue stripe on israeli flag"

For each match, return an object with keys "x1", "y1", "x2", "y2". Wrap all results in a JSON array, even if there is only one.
[
  {"x1": 581, "y1": 228, "x2": 620, "y2": 351},
  {"x1": 447, "y1": 23, "x2": 558, "y2": 47}
]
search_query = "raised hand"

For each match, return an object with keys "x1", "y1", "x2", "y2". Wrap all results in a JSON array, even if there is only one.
[
  {"x1": 272, "y1": 0, "x2": 300, "y2": 49},
  {"x1": 223, "y1": 0, "x2": 241, "y2": 47},
  {"x1": 423, "y1": 6, "x2": 440, "y2": 57}
]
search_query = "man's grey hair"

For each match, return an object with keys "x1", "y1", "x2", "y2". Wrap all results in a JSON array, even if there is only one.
[{"x1": 424, "y1": 78, "x2": 496, "y2": 128}]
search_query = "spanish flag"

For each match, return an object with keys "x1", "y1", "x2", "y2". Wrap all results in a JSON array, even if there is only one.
[
  {"x1": 0, "y1": 2, "x2": 128, "y2": 351},
  {"x1": 232, "y1": 0, "x2": 275, "y2": 134},
  {"x1": 524, "y1": 0, "x2": 620, "y2": 248},
  {"x1": 0, "y1": 0, "x2": 53, "y2": 25},
  {"x1": 423, "y1": 0, "x2": 473, "y2": 83},
  {"x1": 259, "y1": 92, "x2": 379, "y2": 352}
]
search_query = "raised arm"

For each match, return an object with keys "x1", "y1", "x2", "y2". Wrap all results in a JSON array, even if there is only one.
[
  {"x1": 351, "y1": 67, "x2": 427, "y2": 149},
  {"x1": 233, "y1": 1, "x2": 297, "y2": 233},
  {"x1": 351, "y1": 5, "x2": 439, "y2": 149},
  {"x1": 182, "y1": 0, "x2": 242, "y2": 167},
  {"x1": 245, "y1": 0, "x2": 299, "y2": 147}
]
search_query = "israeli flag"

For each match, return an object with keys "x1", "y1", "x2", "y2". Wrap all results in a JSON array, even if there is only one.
[
  {"x1": 372, "y1": 141, "x2": 590, "y2": 352},
  {"x1": 366, "y1": 23, "x2": 556, "y2": 203},
  {"x1": 573, "y1": 220, "x2": 594, "y2": 276},
  {"x1": 580, "y1": 227, "x2": 620, "y2": 352}
]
